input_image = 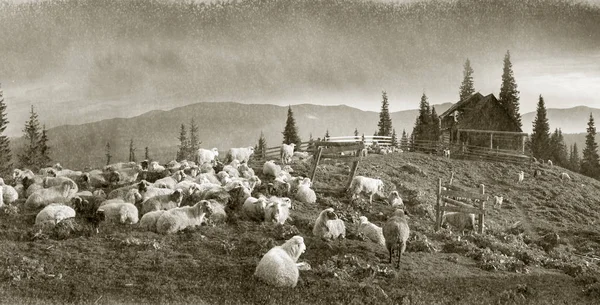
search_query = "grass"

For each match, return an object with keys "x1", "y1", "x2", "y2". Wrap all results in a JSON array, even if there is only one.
[{"x1": 1, "y1": 152, "x2": 600, "y2": 304}]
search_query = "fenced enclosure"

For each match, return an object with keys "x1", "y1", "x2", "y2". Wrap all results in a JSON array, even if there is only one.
[{"x1": 435, "y1": 175, "x2": 488, "y2": 234}]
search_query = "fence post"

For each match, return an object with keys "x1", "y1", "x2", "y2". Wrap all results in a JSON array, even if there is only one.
[
  {"x1": 435, "y1": 178, "x2": 442, "y2": 231},
  {"x1": 449, "y1": 171, "x2": 454, "y2": 185},
  {"x1": 479, "y1": 185, "x2": 485, "y2": 234},
  {"x1": 309, "y1": 147, "x2": 323, "y2": 183}
]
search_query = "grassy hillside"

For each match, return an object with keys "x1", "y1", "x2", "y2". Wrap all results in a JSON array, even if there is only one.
[{"x1": 1, "y1": 153, "x2": 599, "y2": 304}]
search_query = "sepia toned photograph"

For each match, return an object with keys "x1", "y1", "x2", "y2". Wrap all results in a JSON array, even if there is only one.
[{"x1": 1, "y1": 0, "x2": 599, "y2": 304}]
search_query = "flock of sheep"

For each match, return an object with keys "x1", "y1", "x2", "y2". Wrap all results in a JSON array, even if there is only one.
[{"x1": 0, "y1": 143, "x2": 493, "y2": 289}]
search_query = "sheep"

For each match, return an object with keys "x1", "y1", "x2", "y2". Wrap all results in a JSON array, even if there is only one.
[
  {"x1": 242, "y1": 196, "x2": 268, "y2": 221},
  {"x1": 140, "y1": 185, "x2": 175, "y2": 202},
  {"x1": 273, "y1": 177, "x2": 291, "y2": 197},
  {"x1": 97, "y1": 202, "x2": 139, "y2": 225},
  {"x1": 199, "y1": 162, "x2": 215, "y2": 174},
  {"x1": 13, "y1": 168, "x2": 35, "y2": 184},
  {"x1": 227, "y1": 146, "x2": 255, "y2": 164},
  {"x1": 548, "y1": 160, "x2": 553, "y2": 167},
  {"x1": 105, "y1": 163, "x2": 142, "y2": 184},
  {"x1": 204, "y1": 199, "x2": 227, "y2": 224},
  {"x1": 288, "y1": 176, "x2": 304, "y2": 195},
  {"x1": 196, "y1": 148, "x2": 220, "y2": 166},
  {"x1": 107, "y1": 180, "x2": 151, "y2": 200},
  {"x1": 85, "y1": 170, "x2": 116, "y2": 189},
  {"x1": 312, "y1": 208, "x2": 346, "y2": 241},
  {"x1": 494, "y1": 196, "x2": 504, "y2": 208},
  {"x1": 263, "y1": 160, "x2": 282, "y2": 177},
  {"x1": 153, "y1": 170, "x2": 187, "y2": 189},
  {"x1": 441, "y1": 212, "x2": 475, "y2": 234},
  {"x1": 348, "y1": 176, "x2": 385, "y2": 204},
  {"x1": 138, "y1": 210, "x2": 167, "y2": 232},
  {"x1": 280, "y1": 143, "x2": 296, "y2": 165},
  {"x1": 358, "y1": 216, "x2": 385, "y2": 246},
  {"x1": 183, "y1": 165, "x2": 199, "y2": 178},
  {"x1": 443, "y1": 149, "x2": 451, "y2": 158},
  {"x1": 35, "y1": 204, "x2": 76, "y2": 226},
  {"x1": 253, "y1": 235, "x2": 307, "y2": 288},
  {"x1": 383, "y1": 209, "x2": 411, "y2": 268},
  {"x1": 0, "y1": 178, "x2": 18, "y2": 205},
  {"x1": 140, "y1": 189, "x2": 184, "y2": 216},
  {"x1": 264, "y1": 197, "x2": 292, "y2": 225},
  {"x1": 42, "y1": 176, "x2": 79, "y2": 197},
  {"x1": 518, "y1": 171, "x2": 524, "y2": 183},
  {"x1": 388, "y1": 191, "x2": 404, "y2": 208},
  {"x1": 560, "y1": 172, "x2": 571, "y2": 181},
  {"x1": 25, "y1": 180, "x2": 74, "y2": 211},
  {"x1": 71, "y1": 196, "x2": 105, "y2": 234},
  {"x1": 196, "y1": 172, "x2": 221, "y2": 185},
  {"x1": 293, "y1": 151, "x2": 310, "y2": 161},
  {"x1": 295, "y1": 178, "x2": 316, "y2": 204},
  {"x1": 155, "y1": 200, "x2": 213, "y2": 234},
  {"x1": 238, "y1": 163, "x2": 255, "y2": 179},
  {"x1": 149, "y1": 161, "x2": 166, "y2": 172}
]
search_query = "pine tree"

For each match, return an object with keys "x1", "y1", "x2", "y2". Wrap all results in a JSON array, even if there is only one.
[
  {"x1": 37, "y1": 124, "x2": 51, "y2": 168},
  {"x1": 255, "y1": 131, "x2": 267, "y2": 160},
  {"x1": 18, "y1": 105, "x2": 42, "y2": 169},
  {"x1": 176, "y1": 124, "x2": 188, "y2": 161},
  {"x1": 0, "y1": 84, "x2": 12, "y2": 176},
  {"x1": 530, "y1": 95, "x2": 550, "y2": 160},
  {"x1": 377, "y1": 91, "x2": 393, "y2": 137},
  {"x1": 105, "y1": 142, "x2": 112, "y2": 166},
  {"x1": 570, "y1": 143, "x2": 580, "y2": 172},
  {"x1": 129, "y1": 138, "x2": 136, "y2": 163},
  {"x1": 188, "y1": 118, "x2": 201, "y2": 160},
  {"x1": 324, "y1": 129, "x2": 330, "y2": 140},
  {"x1": 145, "y1": 147, "x2": 150, "y2": 160},
  {"x1": 499, "y1": 50, "x2": 522, "y2": 128},
  {"x1": 549, "y1": 128, "x2": 568, "y2": 167},
  {"x1": 390, "y1": 128, "x2": 398, "y2": 147},
  {"x1": 430, "y1": 107, "x2": 440, "y2": 142},
  {"x1": 412, "y1": 93, "x2": 432, "y2": 145},
  {"x1": 459, "y1": 58, "x2": 475, "y2": 102},
  {"x1": 581, "y1": 113, "x2": 600, "y2": 178},
  {"x1": 400, "y1": 129, "x2": 408, "y2": 150},
  {"x1": 282, "y1": 106, "x2": 302, "y2": 147}
]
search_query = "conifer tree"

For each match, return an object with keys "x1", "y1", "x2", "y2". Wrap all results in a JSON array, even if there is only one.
[
  {"x1": 145, "y1": 147, "x2": 150, "y2": 160},
  {"x1": 459, "y1": 58, "x2": 475, "y2": 102},
  {"x1": 400, "y1": 129, "x2": 408, "y2": 150},
  {"x1": 105, "y1": 142, "x2": 112, "y2": 166},
  {"x1": 129, "y1": 138, "x2": 136, "y2": 163},
  {"x1": 390, "y1": 128, "x2": 398, "y2": 147},
  {"x1": 412, "y1": 93, "x2": 432, "y2": 145},
  {"x1": 176, "y1": 124, "x2": 188, "y2": 161},
  {"x1": 0, "y1": 84, "x2": 12, "y2": 176},
  {"x1": 530, "y1": 95, "x2": 550, "y2": 160},
  {"x1": 581, "y1": 113, "x2": 600, "y2": 178},
  {"x1": 324, "y1": 129, "x2": 330, "y2": 140},
  {"x1": 499, "y1": 50, "x2": 522, "y2": 128},
  {"x1": 549, "y1": 128, "x2": 568, "y2": 167},
  {"x1": 18, "y1": 106, "x2": 42, "y2": 169},
  {"x1": 37, "y1": 124, "x2": 51, "y2": 168},
  {"x1": 188, "y1": 118, "x2": 201, "y2": 159},
  {"x1": 255, "y1": 131, "x2": 267, "y2": 160},
  {"x1": 430, "y1": 107, "x2": 440, "y2": 142},
  {"x1": 354, "y1": 128, "x2": 359, "y2": 141},
  {"x1": 570, "y1": 143, "x2": 580, "y2": 172},
  {"x1": 282, "y1": 106, "x2": 302, "y2": 147},
  {"x1": 377, "y1": 91, "x2": 393, "y2": 137}
]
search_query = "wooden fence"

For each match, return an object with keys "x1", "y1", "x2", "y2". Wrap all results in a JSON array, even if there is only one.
[
  {"x1": 410, "y1": 139, "x2": 531, "y2": 165},
  {"x1": 435, "y1": 174, "x2": 488, "y2": 234}
]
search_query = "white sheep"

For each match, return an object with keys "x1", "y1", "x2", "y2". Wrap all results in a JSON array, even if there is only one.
[
  {"x1": 548, "y1": 160, "x2": 553, "y2": 167},
  {"x1": 149, "y1": 161, "x2": 166, "y2": 172},
  {"x1": 293, "y1": 151, "x2": 310, "y2": 161},
  {"x1": 383, "y1": 209, "x2": 410, "y2": 268},
  {"x1": 263, "y1": 160, "x2": 282, "y2": 177},
  {"x1": 140, "y1": 189, "x2": 184, "y2": 215},
  {"x1": 348, "y1": 176, "x2": 385, "y2": 204},
  {"x1": 280, "y1": 143, "x2": 296, "y2": 165},
  {"x1": 0, "y1": 178, "x2": 18, "y2": 205},
  {"x1": 155, "y1": 200, "x2": 213, "y2": 234},
  {"x1": 35, "y1": 204, "x2": 76, "y2": 225},
  {"x1": 196, "y1": 148, "x2": 220, "y2": 166},
  {"x1": 313, "y1": 208, "x2": 346, "y2": 241},
  {"x1": 97, "y1": 202, "x2": 139, "y2": 225},
  {"x1": 227, "y1": 146, "x2": 255, "y2": 164},
  {"x1": 222, "y1": 163, "x2": 240, "y2": 178},
  {"x1": 560, "y1": 172, "x2": 571, "y2": 181},
  {"x1": 107, "y1": 181, "x2": 151, "y2": 200},
  {"x1": 43, "y1": 176, "x2": 79, "y2": 197},
  {"x1": 518, "y1": 171, "x2": 524, "y2": 183},
  {"x1": 358, "y1": 216, "x2": 385, "y2": 246},
  {"x1": 13, "y1": 168, "x2": 35, "y2": 184},
  {"x1": 153, "y1": 170, "x2": 186, "y2": 189},
  {"x1": 204, "y1": 199, "x2": 227, "y2": 224},
  {"x1": 141, "y1": 186, "x2": 175, "y2": 202},
  {"x1": 388, "y1": 191, "x2": 403, "y2": 208},
  {"x1": 25, "y1": 181, "x2": 74, "y2": 210},
  {"x1": 196, "y1": 172, "x2": 221, "y2": 185},
  {"x1": 242, "y1": 196, "x2": 268, "y2": 221},
  {"x1": 264, "y1": 197, "x2": 292, "y2": 225},
  {"x1": 254, "y1": 235, "x2": 306, "y2": 288},
  {"x1": 238, "y1": 163, "x2": 255, "y2": 179},
  {"x1": 138, "y1": 210, "x2": 167, "y2": 232},
  {"x1": 494, "y1": 196, "x2": 504, "y2": 208},
  {"x1": 295, "y1": 178, "x2": 316, "y2": 204},
  {"x1": 441, "y1": 212, "x2": 475, "y2": 233}
]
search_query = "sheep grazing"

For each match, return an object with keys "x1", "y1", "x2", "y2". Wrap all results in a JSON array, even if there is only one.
[
  {"x1": 383, "y1": 209, "x2": 410, "y2": 268},
  {"x1": 25, "y1": 180, "x2": 75, "y2": 211},
  {"x1": 263, "y1": 160, "x2": 282, "y2": 177},
  {"x1": 560, "y1": 172, "x2": 571, "y2": 181},
  {"x1": 518, "y1": 171, "x2": 524, "y2": 183},
  {"x1": 358, "y1": 216, "x2": 385, "y2": 247},
  {"x1": 153, "y1": 170, "x2": 186, "y2": 189},
  {"x1": 242, "y1": 196, "x2": 268, "y2": 221},
  {"x1": 155, "y1": 200, "x2": 214, "y2": 234},
  {"x1": 138, "y1": 210, "x2": 167, "y2": 232},
  {"x1": 227, "y1": 146, "x2": 255, "y2": 164},
  {"x1": 35, "y1": 204, "x2": 76, "y2": 226},
  {"x1": 548, "y1": 160, "x2": 553, "y2": 167},
  {"x1": 388, "y1": 191, "x2": 404, "y2": 208},
  {"x1": 313, "y1": 208, "x2": 346, "y2": 241},
  {"x1": 295, "y1": 178, "x2": 316, "y2": 204},
  {"x1": 196, "y1": 148, "x2": 220, "y2": 166},
  {"x1": 97, "y1": 202, "x2": 139, "y2": 225},
  {"x1": 140, "y1": 189, "x2": 184, "y2": 216},
  {"x1": 494, "y1": 196, "x2": 504, "y2": 208},
  {"x1": 443, "y1": 149, "x2": 451, "y2": 158},
  {"x1": 280, "y1": 143, "x2": 296, "y2": 165},
  {"x1": 254, "y1": 235, "x2": 306, "y2": 288},
  {"x1": 348, "y1": 176, "x2": 385, "y2": 204},
  {"x1": 0, "y1": 178, "x2": 18, "y2": 205},
  {"x1": 264, "y1": 197, "x2": 292, "y2": 225},
  {"x1": 441, "y1": 212, "x2": 475, "y2": 234}
]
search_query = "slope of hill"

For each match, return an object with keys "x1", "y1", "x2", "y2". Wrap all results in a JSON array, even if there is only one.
[
  {"x1": 1, "y1": 152, "x2": 599, "y2": 304},
  {"x1": 10, "y1": 102, "x2": 452, "y2": 169}
]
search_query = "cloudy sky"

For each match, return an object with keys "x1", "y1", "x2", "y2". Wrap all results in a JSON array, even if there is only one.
[{"x1": 1, "y1": 0, "x2": 599, "y2": 136}]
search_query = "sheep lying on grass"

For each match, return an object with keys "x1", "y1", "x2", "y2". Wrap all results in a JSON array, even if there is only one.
[
  {"x1": 156, "y1": 200, "x2": 214, "y2": 234},
  {"x1": 295, "y1": 178, "x2": 316, "y2": 204},
  {"x1": 441, "y1": 212, "x2": 475, "y2": 234},
  {"x1": 138, "y1": 210, "x2": 167, "y2": 232},
  {"x1": 358, "y1": 216, "x2": 385, "y2": 246},
  {"x1": 25, "y1": 181, "x2": 74, "y2": 211},
  {"x1": 35, "y1": 204, "x2": 76, "y2": 226},
  {"x1": 153, "y1": 170, "x2": 186, "y2": 189},
  {"x1": 0, "y1": 178, "x2": 18, "y2": 205},
  {"x1": 140, "y1": 185, "x2": 175, "y2": 202},
  {"x1": 313, "y1": 208, "x2": 346, "y2": 241},
  {"x1": 263, "y1": 160, "x2": 281, "y2": 177},
  {"x1": 348, "y1": 176, "x2": 385, "y2": 204},
  {"x1": 242, "y1": 196, "x2": 268, "y2": 221},
  {"x1": 97, "y1": 202, "x2": 139, "y2": 225},
  {"x1": 107, "y1": 180, "x2": 151, "y2": 200},
  {"x1": 254, "y1": 235, "x2": 307, "y2": 288},
  {"x1": 383, "y1": 209, "x2": 410, "y2": 268},
  {"x1": 388, "y1": 191, "x2": 403, "y2": 208},
  {"x1": 140, "y1": 189, "x2": 183, "y2": 215},
  {"x1": 264, "y1": 197, "x2": 292, "y2": 225}
]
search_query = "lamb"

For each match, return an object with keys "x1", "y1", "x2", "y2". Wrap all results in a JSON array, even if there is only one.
[
  {"x1": 155, "y1": 200, "x2": 214, "y2": 234},
  {"x1": 153, "y1": 170, "x2": 186, "y2": 189},
  {"x1": 242, "y1": 196, "x2": 268, "y2": 221},
  {"x1": 312, "y1": 208, "x2": 346, "y2": 241},
  {"x1": 227, "y1": 146, "x2": 255, "y2": 164},
  {"x1": 196, "y1": 148, "x2": 220, "y2": 166},
  {"x1": 348, "y1": 176, "x2": 385, "y2": 204},
  {"x1": 388, "y1": 191, "x2": 404, "y2": 208},
  {"x1": 494, "y1": 196, "x2": 504, "y2": 208},
  {"x1": 97, "y1": 202, "x2": 139, "y2": 225},
  {"x1": 140, "y1": 189, "x2": 184, "y2": 215},
  {"x1": 253, "y1": 235, "x2": 307, "y2": 288},
  {"x1": 383, "y1": 209, "x2": 411, "y2": 268},
  {"x1": 35, "y1": 204, "x2": 76, "y2": 225},
  {"x1": 441, "y1": 212, "x2": 475, "y2": 233},
  {"x1": 264, "y1": 197, "x2": 292, "y2": 225},
  {"x1": 85, "y1": 170, "x2": 116, "y2": 189},
  {"x1": 280, "y1": 143, "x2": 296, "y2": 165},
  {"x1": 560, "y1": 172, "x2": 571, "y2": 181},
  {"x1": 358, "y1": 216, "x2": 385, "y2": 247},
  {"x1": 263, "y1": 160, "x2": 282, "y2": 177},
  {"x1": 25, "y1": 180, "x2": 75, "y2": 211},
  {"x1": 138, "y1": 210, "x2": 167, "y2": 232},
  {"x1": 0, "y1": 178, "x2": 18, "y2": 205},
  {"x1": 295, "y1": 178, "x2": 316, "y2": 204},
  {"x1": 518, "y1": 171, "x2": 524, "y2": 183}
]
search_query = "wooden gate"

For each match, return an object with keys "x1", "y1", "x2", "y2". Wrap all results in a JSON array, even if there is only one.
[
  {"x1": 309, "y1": 141, "x2": 365, "y2": 192},
  {"x1": 435, "y1": 174, "x2": 488, "y2": 234}
]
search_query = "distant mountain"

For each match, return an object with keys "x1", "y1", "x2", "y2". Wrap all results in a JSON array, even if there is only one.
[
  {"x1": 521, "y1": 106, "x2": 600, "y2": 134},
  {"x1": 10, "y1": 102, "x2": 452, "y2": 169}
]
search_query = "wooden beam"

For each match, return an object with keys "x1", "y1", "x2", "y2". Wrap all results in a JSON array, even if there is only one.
[
  {"x1": 440, "y1": 205, "x2": 484, "y2": 215},
  {"x1": 313, "y1": 141, "x2": 365, "y2": 148},
  {"x1": 345, "y1": 160, "x2": 360, "y2": 192},
  {"x1": 435, "y1": 178, "x2": 442, "y2": 231},
  {"x1": 320, "y1": 154, "x2": 361, "y2": 161},
  {"x1": 441, "y1": 190, "x2": 489, "y2": 201},
  {"x1": 309, "y1": 147, "x2": 323, "y2": 183},
  {"x1": 457, "y1": 129, "x2": 528, "y2": 136},
  {"x1": 322, "y1": 145, "x2": 363, "y2": 154},
  {"x1": 441, "y1": 196, "x2": 484, "y2": 211}
]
